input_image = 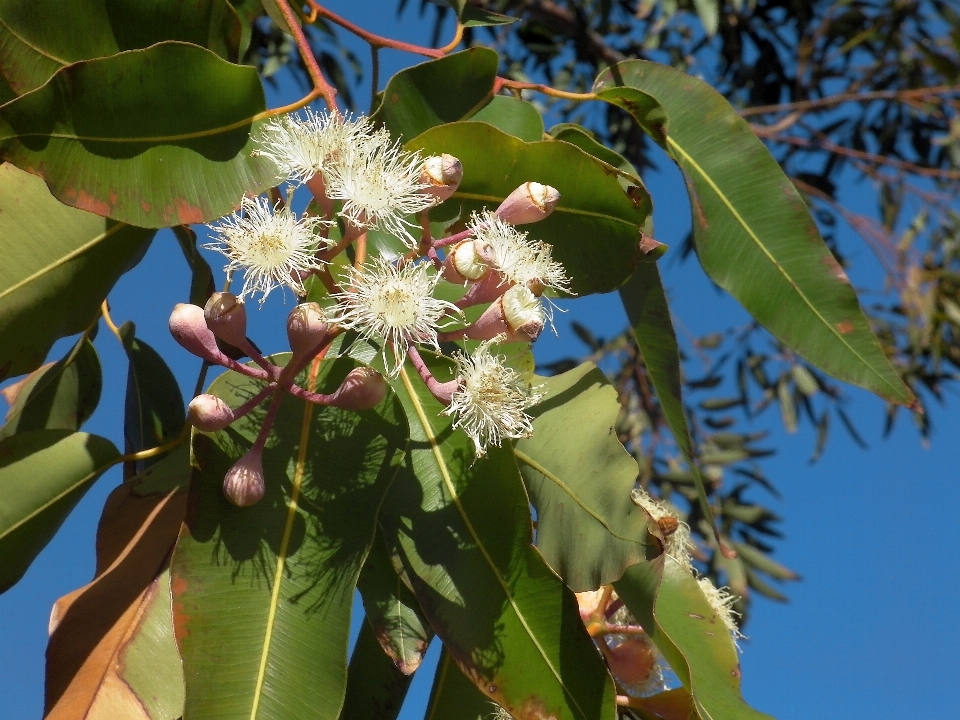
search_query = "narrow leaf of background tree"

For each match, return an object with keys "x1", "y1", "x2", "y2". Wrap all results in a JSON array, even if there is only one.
[{"x1": 339, "y1": 621, "x2": 413, "y2": 720}]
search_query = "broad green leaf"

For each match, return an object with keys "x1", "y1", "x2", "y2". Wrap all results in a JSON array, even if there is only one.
[
  {"x1": 515, "y1": 363, "x2": 651, "y2": 591},
  {"x1": 372, "y1": 48, "x2": 498, "y2": 142},
  {"x1": 0, "y1": 0, "x2": 243, "y2": 96},
  {"x1": 614, "y1": 556, "x2": 773, "y2": 720},
  {"x1": 595, "y1": 61, "x2": 914, "y2": 405},
  {"x1": 119, "y1": 330, "x2": 185, "y2": 474},
  {"x1": 549, "y1": 123, "x2": 640, "y2": 181},
  {"x1": 0, "y1": 429, "x2": 119, "y2": 592},
  {"x1": 409, "y1": 122, "x2": 650, "y2": 295},
  {"x1": 0, "y1": 164, "x2": 153, "y2": 379},
  {"x1": 0, "y1": 42, "x2": 275, "y2": 227},
  {"x1": 357, "y1": 529, "x2": 433, "y2": 674},
  {"x1": 339, "y1": 620, "x2": 413, "y2": 720},
  {"x1": 424, "y1": 648, "x2": 499, "y2": 720},
  {"x1": 381, "y1": 356, "x2": 617, "y2": 720},
  {"x1": 471, "y1": 96, "x2": 544, "y2": 142},
  {"x1": 171, "y1": 353, "x2": 406, "y2": 720},
  {"x1": 619, "y1": 261, "x2": 721, "y2": 554},
  {"x1": 46, "y1": 452, "x2": 188, "y2": 719},
  {"x1": 0, "y1": 336, "x2": 101, "y2": 440}
]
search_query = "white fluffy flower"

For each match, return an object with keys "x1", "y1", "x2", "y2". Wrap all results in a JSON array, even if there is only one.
[
  {"x1": 469, "y1": 211, "x2": 571, "y2": 294},
  {"x1": 325, "y1": 137, "x2": 434, "y2": 247},
  {"x1": 205, "y1": 196, "x2": 331, "y2": 303},
  {"x1": 328, "y1": 258, "x2": 460, "y2": 375},
  {"x1": 630, "y1": 486, "x2": 694, "y2": 569},
  {"x1": 254, "y1": 109, "x2": 386, "y2": 183},
  {"x1": 443, "y1": 340, "x2": 544, "y2": 456},
  {"x1": 697, "y1": 576, "x2": 744, "y2": 643}
]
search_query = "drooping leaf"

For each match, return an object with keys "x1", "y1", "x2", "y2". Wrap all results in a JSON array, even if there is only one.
[
  {"x1": 0, "y1": 0, "x2": 243, "y2": 96},
  {"x1": 595, "y1": 61, "x2": 914, "y2": 405},
  {"x1": 356, "y1": 529, "x2": 432, "y2": 674},
  {"x1": 0, "y1": 336, "x2": 101, "y2": 440},
  {"x1": 0, "y1": 429, "x2": 119, "y2": 592},
  {"x1": 0, "y1": 42, "x2": 275, "y2": 227},
  {"x1": 0, "y1": 164, "x2": 154, "y2": 379},
  {"x1": 173, "y1": 225, "x2": 216, "y2": 308},
  {"x1": 439, "y1": 0, "x2": 517, "y2": 27},
  {"x1": 381, "y1": 356, "x2": 617, "y2": 720},
  {"x1": 45, "y1": 448, "x2": 189, "y2": 719},
  {"x1": 171, "y1": 353, "x2": 407, "y2": 720},
  {"x1": 515, "y1": 362, "x2": 651, "y2": 591},
  {"x1": 339, "y1": 620, "x2": 413, "y2": 720},
  {"x1": 371, "y1": 48, "x2": 499, "y2": 142},
  {"x1": 424, "y1": 648, "x2": 500, "y2": 720},
  {"x1": 614, "y1": 556, "x2": 773, "y2": 720},
  {"x1": 471, "y1": 95, "x2": 544, "y2": 142},
  {"x1": 409, "y1": 122, "x2": 649, "y2": 295}
]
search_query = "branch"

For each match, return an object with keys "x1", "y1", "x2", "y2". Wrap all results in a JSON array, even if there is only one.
[{"x1": 741, "y1": 84, "x2": 960, "y2": 117}]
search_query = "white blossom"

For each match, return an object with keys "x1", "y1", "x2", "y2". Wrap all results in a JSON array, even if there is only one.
[
  {"x1": 205, "y1": 196, "x2": 331, "y2": 303},
  {"x1": 630, "y1": 486, "x2": 694, "y2": 569},
  {"x1": 697, "y1": 576, "x2": 744, "y2": 644},
  {"x1": 469, "y1": 211, "x2": 571, "y2": 294},
  {"x1": 443, "y1": 340, "x2": 544, "y2": 456},
  {"x1": 328, "y1": 258, "x2": 460, "y2": 375}
]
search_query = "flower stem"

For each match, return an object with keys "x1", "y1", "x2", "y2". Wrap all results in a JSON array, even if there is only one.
[
  {"x1": 232, "y1": 383, "x2": 279, "y2": 422},
  {"x1": 273, "y1": 0, "x2": 339, "y2": 113},
  {"x1": 407, "y1": 345, "x2": 458, "y2": 404}
]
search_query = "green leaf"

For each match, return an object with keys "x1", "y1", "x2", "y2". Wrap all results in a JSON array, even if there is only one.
[
  {"x1": 619, "y1": 259, "x2": 722, "y2": 553},
  {"x1": 515, "y1": 362, "x2": 651, "y2": 591},
  {"x1": 356, "y1": 529, "x2": 433, "y2": 674},
  {"x1": 424, "y1": 648, "x2": 500, "y2": 720},
  {"x1": 409, "y1": 122, "x2": 650, "y2": 295},
  {"x1": 614, "y1": 556, "x2": 773, "y2": 720},
  {"x1": 339, "y1": 619, "x2": 413, "y2": 720},
  {"x1": 0, "y1": 0, "x2": 243, "y2": 97},
  {"x1": 595, "y1": 61, "x2": 914, "y2": 406},
  {"x1": 692, "y1": 0, "x2": 720, "y2": 35},
  {"x1": 439, "y1": 0, "x2": 517, "y2": 27},
  {"x1": 0, "y1": 429, "x2": 119, "y2": 592},
  {"x1": 0, "y1": 42, "x2": 275, "y2": 227},
  {"x1": 381, "y1": 357, "x2": 617, "y2": 720},
  {"x1": 471, "y1": 96, "x2": 544, "y2": 142},
  {"x1": 0, "y1": 164, "x2": 154, "y2": 379},
  {"x1": 0, "y1": 336, "x2": 101, "y2": 440},
  {"x1": 174, "y1": 225, "x2": 216, "y2": 307},
  {"x1": 549, "y1": 123, "x2": 640, "y2": 181},
  {"x1": 120, "y1": 332, "x2": 185, "y2": 474},
  {"x1": 372, "y1": 48, "x2": 499, "y2": 142},
  {"x1": 171, "y1": 354, "x2": 407, "y2": 720}
]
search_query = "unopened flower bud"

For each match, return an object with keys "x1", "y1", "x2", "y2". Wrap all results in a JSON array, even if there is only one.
[
  {"x1": 188, "y1": 394, "x2": 236, "y2": 432},
  {"x1": 420, "y1": 154, "x2": 463, "y2": 204},
  {"x1": 204, "y1": 292, "x2": 248, "y2": 348},
  {"x1": 169, "y1": 303, "x2": 229, "y2": 364},
  {"x1": 495, "y1": 182, "x2": 560, "y2": 225},
  {"x1": 500, "y1": 285, "x2": 545, "y2": 341},
  {"x1": 329, "y1": 367, "x2": 388, "y2": 411},
  {"x1": 287, "y1": 302, "x2": 328, "y2": 360},
  {"x1": 223, "y1": 448, "x2": 265, "y2": 507},
  {"x1": 605, "y1": 638, "x2": 657, "y2": 687},
  {"x1": 443, "y1": 239, "x2": 491, "y2": 283}
]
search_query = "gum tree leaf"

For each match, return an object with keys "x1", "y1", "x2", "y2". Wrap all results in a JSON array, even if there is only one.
[
  {"x1": 171, "y1": 353, "x2": 407, "y2": 720},
  {"x1": 409, "y1": 122, "x2": 649, "y2": 295},
  {"x1": 339, "y1": 620, "x2": 413, "y2": 720},
  {"x1": 549, "y1": 123, "x2": 640, "y2": 181},
  {"x1": 173, "y1": 225, "x2": 216, "y2": 307},
  {"x1": 381, "y1": 355, "x2": 616, "y2": 720},
  {"x1": 0, "y1": 164, "x2": 154, "y2": 380},
  {"x1": 595, "y1": 61, "x2": 914, "y2": 406},
  {"x1": 424, "y1": 648, "x2": 499, "y2": 720},
  {"x1": 45, "y1": 448, "x2": 189, "y2": 720},
  {"x1": 0, "y1": 42, "x2": 276, "y2": 228},
  {"x1": 439, "y1": 1, "x2": 517, "y2": 27},
  {"x1": 614, "y1": 556, "x2": 773, "y2": 720},
  {"x1": 515, "y1": 362, "x2": 651, "y2": 591},
  {"x1": 0, "y1": 0, "x2": 243, "y2": 96},
  {"x1": 0, "y1": 429, "x2": 119, "y2": 592},
  {"x1": 0, "y1": 336, "x2": 101, "y2": 440},
  {"x1": 471, "y1": 96, "x2": 544, "y2": 142}
]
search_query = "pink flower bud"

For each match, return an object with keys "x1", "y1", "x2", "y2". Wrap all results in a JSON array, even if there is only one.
[
  {"x1": 328, "y1": 367, "x2": 388, "y2": 411},
  {"x1": 169, "y1": 303, "x2": 230, "y2": 364},
  {"x1": 223, "y1": 448, "x2": 265, "y2": 507},
  {"x1": 420, "y1": 154, "x2": 463, "y2": 204},
  {"x1": 204, "y1": 292, "x2": 248, "y2": 348},
  {"x1": 287, "y1": 303, "x2": 328, "y2": 360},
  {"x1": 188, "y1": 394, "x2": 236, "y2": 432},
  {"x1": 495, "y1": 182, "x2": 560, "y2": 225},
  {"x1": 460, "y1": 286, "x2": 544, "y2": 343}
]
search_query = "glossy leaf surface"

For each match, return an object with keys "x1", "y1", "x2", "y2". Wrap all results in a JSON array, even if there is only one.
[
  {"x1": 424, "y1": 648, "x2": 499, "y2": 720},
  {"x1": 0, "y1": 43, "x2": 275, "y2": 227},
  {"x1": 410, "y1": 122, "x2": 649, "y2": 295},
  {"x1": 471, "y1": 96, "x2": 545, "y2": 142},
  {"x1": 515, "y1": 363, "x2": 650, "y2": 591},
  {"x1": 339, "y1": 620, "x2": 412, "y2": 720},
  {"x1": 0, "y1": 164, "x2": 153, "y2": 379},
  {"x1": 0, "y1": 429, "x2": 119, "y2": 592},
  {"x1": 382, "y1": 357, "x2": 617, "y2": 720},
  {"x1": 0, "y1": 0, "x2": 243, "y2": 96},
  {"x1": 595, "y1": 60, "x2": 913, "y2": 405},
  {"x1": 171, "y1": 354, "x2": 406, "y2": 720}
]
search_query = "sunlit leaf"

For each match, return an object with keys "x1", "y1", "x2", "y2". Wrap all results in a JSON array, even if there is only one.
[{"x1": 471, "y1": 96, "x2": 544, "y2": 142}]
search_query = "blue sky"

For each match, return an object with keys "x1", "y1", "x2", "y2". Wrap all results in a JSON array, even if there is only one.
[{"x1": 2, "y1": 3, "x2": 959, "y2": 719}]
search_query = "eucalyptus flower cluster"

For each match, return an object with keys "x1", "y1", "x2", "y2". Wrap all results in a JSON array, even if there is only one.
[{"x1": 171, "y1": 108, "x2": 569, "y2": 505}]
